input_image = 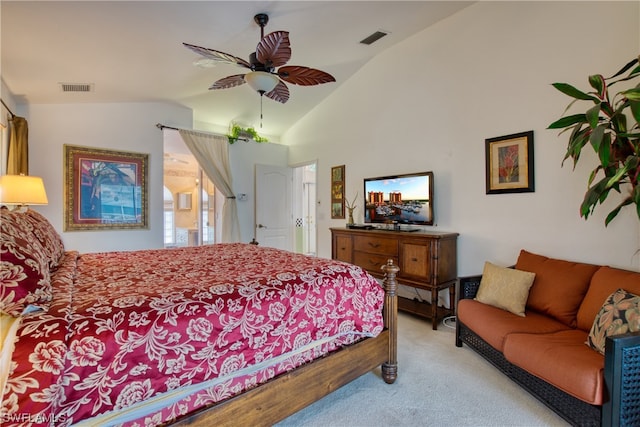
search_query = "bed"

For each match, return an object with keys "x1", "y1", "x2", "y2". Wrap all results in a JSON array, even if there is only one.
[{"x1": 0, "y1": 208, "x2": 398, "y2": 426}]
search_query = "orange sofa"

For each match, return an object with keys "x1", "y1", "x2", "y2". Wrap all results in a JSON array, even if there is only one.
[{"x1": 455, "y1": 249, "x2": 640, "y2": 427}]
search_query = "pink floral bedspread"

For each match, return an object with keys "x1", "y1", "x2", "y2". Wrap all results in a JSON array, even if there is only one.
[{"x1": 1, "y1": 243, "x2": 384, "y2": 426}]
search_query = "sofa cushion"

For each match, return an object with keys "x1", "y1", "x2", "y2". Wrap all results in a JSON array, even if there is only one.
[
  {"x1": 577, "y1": 266, "x2": 640, "y2": 332},
  {"x1": 516, "y1": 249, "x2": 600, "y2": 328},
  {"x1": 503, "y1": 329, "x2": 604, "y2": 405},
  {"x1": 457, "y1": 298, "x2": 569, "y2": 352},
  {"x1": 475, "y1": 262, "x2": 535, "y2": 317},
  {"x1": 586, "y1": 289, "x2": 640, "y2": 355}
]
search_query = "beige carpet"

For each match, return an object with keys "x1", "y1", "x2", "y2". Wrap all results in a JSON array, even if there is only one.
[{"x1": 276, "y1": 312, "x2": 570, "y2": 427}]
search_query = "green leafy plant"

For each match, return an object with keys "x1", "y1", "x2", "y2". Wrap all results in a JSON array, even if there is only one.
[
  {"x1": 548, "y1": 56, "x2": 640, "y2": 225},
  {"x1": 226, "y1": 123, "x2": 269, "y2": 144}
]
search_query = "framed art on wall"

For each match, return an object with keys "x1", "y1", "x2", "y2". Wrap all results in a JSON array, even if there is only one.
[
  {"x1": 64, "y1": 144, "x2": 149, "y2": 231},
  {"x1": 331, "y1": 165, "x2": 345, "y2": 219},
  {"x1": 485, "y1": 131, "x2": 534, "y2": 194}
]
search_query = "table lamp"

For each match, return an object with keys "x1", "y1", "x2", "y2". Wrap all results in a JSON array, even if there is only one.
[{"x1": 0, "y1": 174, "x2": 49, "y2": 210}]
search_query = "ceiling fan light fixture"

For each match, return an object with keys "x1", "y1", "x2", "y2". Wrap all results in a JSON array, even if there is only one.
[
  {"x1": 183, "y1": 12, "x2": 334, "y2": 105},
  {"x1": 244, "y1": 71, "x2": 279, "y2": 94}
]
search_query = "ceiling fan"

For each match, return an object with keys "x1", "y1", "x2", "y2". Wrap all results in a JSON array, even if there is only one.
[{"x1": 183, "y1": 13, "x2": 335, "y2": 104}]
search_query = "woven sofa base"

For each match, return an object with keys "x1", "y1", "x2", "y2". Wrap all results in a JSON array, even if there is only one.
[{"x1": 457, "y1": 321, "x2": 601, "y2": 427}]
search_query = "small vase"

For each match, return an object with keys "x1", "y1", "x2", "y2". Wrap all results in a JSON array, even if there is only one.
[{"x1": 347, "y1": 208, "x2": 355, "y2": 225}]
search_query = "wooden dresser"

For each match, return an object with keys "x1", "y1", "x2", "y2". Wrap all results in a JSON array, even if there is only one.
[{"x1": 330, "y1": 227, "x2": 458, "y2": 330}]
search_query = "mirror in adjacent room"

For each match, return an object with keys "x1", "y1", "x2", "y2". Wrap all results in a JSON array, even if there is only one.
[{"x1": 177, "y1": 192, "x2": 192, "y2": 211}]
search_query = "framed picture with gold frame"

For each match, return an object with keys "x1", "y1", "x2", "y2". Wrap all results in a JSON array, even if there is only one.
[
  {"x1": 64, "y1": 144, "x2": 149, "y2": 231},
  {"x1": 331, "y1": 165, "x2": 345, "y2": 219},
  {"x1": 485, "y1": 131, "x2": 534, "y2": 194}
]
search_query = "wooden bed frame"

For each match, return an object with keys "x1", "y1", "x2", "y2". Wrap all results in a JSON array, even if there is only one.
[{"x1": 172, "y1": 259, "x2": 399, "y2": 426}]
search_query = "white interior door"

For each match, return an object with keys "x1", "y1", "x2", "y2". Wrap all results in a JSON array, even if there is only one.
[
  {"x1": 255, "y1": 164, "x2": 293, "y2": 251},
  {"x1": 303, "y1": 181, "x2": 316, "y2": 255}
]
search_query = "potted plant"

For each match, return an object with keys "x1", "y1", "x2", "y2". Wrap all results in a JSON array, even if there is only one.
[
  {"x1": 226, "y1": 123, "x2": 269, "y2": 144},
  {"x1": 548, "y1": 56, "x2": 640, "y2": 225}
]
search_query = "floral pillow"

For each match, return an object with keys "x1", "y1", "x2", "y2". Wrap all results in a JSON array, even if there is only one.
[
  {"x1": 587, "y1": 288, "x2": 640, "y2": 355},
  {"x1": 0, "y1": 209, "x2": 52, "y2": 316},
  {"x1": 22, "y1": 209, "x2": 65, "y2": 269}
]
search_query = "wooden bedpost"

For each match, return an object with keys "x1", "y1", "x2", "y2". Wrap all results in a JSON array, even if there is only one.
[{"x1": 381, "y1": 258, "x2": 399, "y2": 384}]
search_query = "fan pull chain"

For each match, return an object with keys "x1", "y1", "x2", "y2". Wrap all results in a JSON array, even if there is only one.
[{"x1": 260, "y1": 95, "x2": 264, "y2": 128}]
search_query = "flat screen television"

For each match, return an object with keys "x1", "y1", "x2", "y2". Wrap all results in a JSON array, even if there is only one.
[{"x1": 364, "y1": 171, "x2": 434, "y2": 226}]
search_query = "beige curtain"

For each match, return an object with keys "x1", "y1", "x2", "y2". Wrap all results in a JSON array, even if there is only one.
[
  {"x1": 7, "y1": 116, "x2": 28, "y2": 175},
  {"x1": 177, "y1": 129, "x2": 241, "y2": 243}
]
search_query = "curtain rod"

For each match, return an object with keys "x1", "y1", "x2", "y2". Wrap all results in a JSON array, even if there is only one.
[
  {"x1": 156, "y1": 123, "x2": 180, "y2": 131},
  {"x1": 0, "y1": 98, "x2": 16, "y2": 118},
  {"x1": 155, "y1": 123, "x2": 247, "y2": 142}
]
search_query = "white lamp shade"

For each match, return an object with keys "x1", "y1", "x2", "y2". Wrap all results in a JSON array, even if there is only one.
[
  {"x1": 244, "y1": 71, "x2": 279, "y2": 94},
  {"x1": 0, "y1": 175, "x2": 49, "y2": 205}
]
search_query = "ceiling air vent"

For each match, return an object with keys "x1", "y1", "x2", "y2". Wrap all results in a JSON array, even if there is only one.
[
  {"x1": 59, "y1": 83, "x2": 94, "y2": 93},
  {"x1": 360, "y1": 31, "x2": 388, "y2": 45}
]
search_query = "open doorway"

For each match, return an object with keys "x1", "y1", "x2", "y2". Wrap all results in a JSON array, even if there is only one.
[
  {"x1": 293, "y1": 162, "x2": 317, "y2": 256},
  {"x1": 163, "y1": 131, "x2": 216, "y2": 247}
]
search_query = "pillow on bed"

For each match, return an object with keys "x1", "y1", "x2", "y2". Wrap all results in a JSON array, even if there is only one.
[
  {"x1": 22, "y1": 209, "x2": 65, "y2": 269},
  {"x1": 475, "y1": 262, "x2": 536, "y2": 317},
  {"x1": 0, "y1": 312, "x2": 23, "y2": 401},
  {"x1": 587, "y1": 288, "x2": 640, "y2": 355},
  {"x1": 0, "y1": 208, "x2": 52, "y2": 316}
]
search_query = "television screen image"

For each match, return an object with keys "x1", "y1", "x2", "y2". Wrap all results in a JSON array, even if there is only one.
[{"x1": 364, "y1": 171, "x2": 434, "y2": 226}]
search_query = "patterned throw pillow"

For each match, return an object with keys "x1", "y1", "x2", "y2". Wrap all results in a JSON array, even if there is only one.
[
  {"x1": 22, "y1": 209, "x2": 65, "y2": 269},
  {"x1": 587, "y1": 288, "x2": 640, "y2": 355},
  {"x1": 0, "y1": 209, "x2": 52, "y2": 316},
  {"x1": 475, "y1": 262, "x2": 536, "y2": 317}
]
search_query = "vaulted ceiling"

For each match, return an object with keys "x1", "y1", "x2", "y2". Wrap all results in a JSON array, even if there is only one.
[{"x1": 1, "y1": 1, "x2": 473, "y2": 138}]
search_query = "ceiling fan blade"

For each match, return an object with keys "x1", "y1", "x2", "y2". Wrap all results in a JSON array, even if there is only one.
[
  {"x1": 209, "y1": 74, "x2": 247, "y2": 90},
  {"x1": 256, "y1": 31, "x2": 291, "y2": 68},
  {"x1": 265, "y1": 80, "x2": 290, "y2": 104},
  {"x1": 183, "y1": 43, "x2": 251, "y2": 68},
  {"x1": 277, "y1": 66, "x2": 335, "y2": 86}
]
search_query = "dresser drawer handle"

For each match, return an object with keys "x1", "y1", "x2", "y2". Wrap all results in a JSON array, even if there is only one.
[
  {"x1": 368, "y1": 242, "x2": 380, "y2": 248},
  {"x1": 411, "y1": 257, "x2": 418, "y2": 262}
]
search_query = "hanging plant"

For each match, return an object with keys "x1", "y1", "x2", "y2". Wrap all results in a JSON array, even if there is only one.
[
  {"x1": 226, "y1": 123, "x2": 269, "y2": 144},
  {"x1": 548, "y1": 55, "x2": 640, "y2": 226}
]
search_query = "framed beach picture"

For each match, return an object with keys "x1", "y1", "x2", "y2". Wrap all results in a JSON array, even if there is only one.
[
  {"x1": 485, "y1": 131, "x2": 534, "y2": 194},
  {"x1": 64, "y1": 144, "x2": 149, "y2": 231}
]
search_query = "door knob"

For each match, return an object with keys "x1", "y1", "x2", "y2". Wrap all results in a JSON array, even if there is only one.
[{"x1": 258, "y1": 224, "x2": 267, "y2": 228}]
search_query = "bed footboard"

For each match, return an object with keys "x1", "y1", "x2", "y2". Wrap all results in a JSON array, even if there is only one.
[
  {"x1": 173, "y1": 259, "x2": 399, "y2": 426},
  {"x1": 381, "y1": 259, "x2": 399, "y2": 384}
]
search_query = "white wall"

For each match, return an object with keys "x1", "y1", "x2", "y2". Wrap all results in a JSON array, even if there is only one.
[
  {"x1": 193, "y1": 120, "x2": 289, "y2": 244},
  {"x1": 283, "y1": 1, "x2": 640, "y2": 274},
  {"x1": 25, "y1": 102, "x2": 192, "y2": 253},
  {"x1": 229, "y1": 140, "x2": 289, "y2": 243},
  {"x1": 17, "y1": 102, "x2": 288, "y2": 252}
]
